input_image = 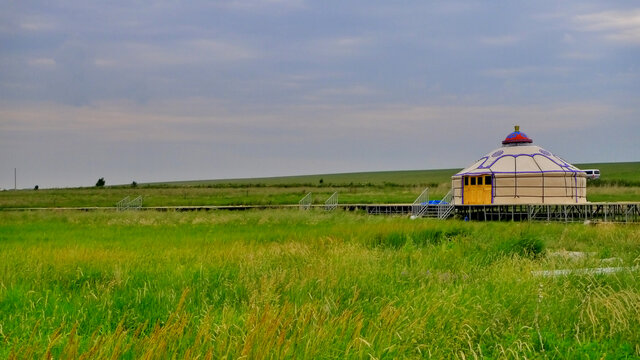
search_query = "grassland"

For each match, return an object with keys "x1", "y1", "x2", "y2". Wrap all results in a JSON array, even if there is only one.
[
  {"x1": 1, "y1": 210, "x2": 640, "y2": 358},
  {"x1": 0, "y1": 168, "x2": 456, "y2": 209},
  {"x1": 0, "y1": 184, "x2": 447, "y2": 209},
  {"x1": 158, "y1": 168, "x2": 458, "y2": 187},
  {"x1": 1, "y1": 162, "x2": 638, "y2": 209}
]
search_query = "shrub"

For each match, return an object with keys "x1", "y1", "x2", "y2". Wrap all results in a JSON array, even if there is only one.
[
  {"x1": 588, "y1": 179, "x2": 640, "y2": 187},
  {"x1": 369, "y1": 227, "x2": 469, "y2": 249},
  {"x1": 513, "y1": 232, "x2": 545, "y2": 258},
  {"x1": 370, "y1": 232, "x2": 408, "y2": 249},
  {"x1": 412, "y1": 227, "x2": 469, "y2": 246},
  {"x1": 95, "y1": 177, "x2": 106, "y2": 187}
]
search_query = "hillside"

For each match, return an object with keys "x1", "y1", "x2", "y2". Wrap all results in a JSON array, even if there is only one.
[{"x1": 154, "y1": 161, "x2": 640, "y2": 187}]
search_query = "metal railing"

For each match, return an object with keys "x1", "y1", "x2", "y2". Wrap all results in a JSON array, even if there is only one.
[
  {"x1": 129, "y1": 196, "x2": 143, "y2": 210},
  {"x1": 438, "y1": 190, "x2": 455, "y2": 219},
  {"x1": 116, "y1": 196, "x2": 143, "y2": 211},
  {"x1": 325, "y1": 192, "x2": 338, "y2": 211},
  {"x1": 412, "y1": 188, "x2": 429, "y2": 217},
  {"x1": 299, "y1": 193, "x2": 312, "y2": 210},
  {"x1": 116, "y1": 196, "x2": 130, "y2": 211}
]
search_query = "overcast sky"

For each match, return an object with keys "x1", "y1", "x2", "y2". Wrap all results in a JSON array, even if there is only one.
[{"x1": 1, "y1": 0, "x2": 639, "y2": 188}]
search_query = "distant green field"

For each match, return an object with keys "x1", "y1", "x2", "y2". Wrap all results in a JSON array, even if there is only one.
[
  {"x1": 1, "y1": 162, "x2": 638, "y2": 208},
  {"x1": 157, "y1": 162, "x2": 640, "y2": 187},
  {"x1": 157, "y1": 168, "x2": 459, "y2": 187},
  {"x1": 0, "y1": 185, "x2": 449, "y2": 209},
  {"x1": 576, "y1": 162, "x2": 640, "y2": 185},
  {"x1": 1, "y1": 210, "x2": 640, "y2": 358}
]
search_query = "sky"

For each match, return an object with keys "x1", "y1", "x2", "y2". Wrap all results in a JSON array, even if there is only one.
[{"x1": 1, "y1": 0, "x2": 639, "y2": 189}]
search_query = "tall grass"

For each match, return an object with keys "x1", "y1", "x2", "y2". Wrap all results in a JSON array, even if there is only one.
[{"x1": 1, "y1": 210, "x2": 640, "y2": 358}]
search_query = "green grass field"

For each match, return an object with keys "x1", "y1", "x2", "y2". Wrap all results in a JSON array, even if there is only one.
[
  {"x1": 1, "y1": 210, "x2": 640, "y2": 358},
  {"x1": 1, "y1": 162, "x2": 639, "y2": 209},
  {"x1": 0, "y1": 184, "x2": 444, "y2": 209},
  {"x1": 156, "y1": 168, "x2": 458, "y2": 187},
  {"x1": 1, "y1": 162, "x2": 639, "y2": 358}
]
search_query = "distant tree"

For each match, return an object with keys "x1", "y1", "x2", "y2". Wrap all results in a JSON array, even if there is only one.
[
  {"x1": 34, "y1": 185, "x2": 39, "y2": 190},
  {"x1": 131, "y1": 181, "x2": 137, "y2": 188},
  {"x1": 319, "y1": 178, "x2": 324, "y2": 185},
  {"x1": 96, "y1": 177, "x2": 106, "y2": 187}
]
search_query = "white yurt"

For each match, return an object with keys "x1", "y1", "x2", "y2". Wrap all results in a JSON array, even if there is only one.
[{"x1": 451, "y1": 126, "x2": 587, "y2": 205}]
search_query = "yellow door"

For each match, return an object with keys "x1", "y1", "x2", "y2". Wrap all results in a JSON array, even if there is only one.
[{"x1": 463, "y1": 175, "x2": 493, "y2": 204}]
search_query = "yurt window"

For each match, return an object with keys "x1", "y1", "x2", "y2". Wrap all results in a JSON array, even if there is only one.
[
  {"x1": 464, "y1": 177, "x2": 469, "y2": 186},
  {"x1": 470, "y1": 177, "x2": 476, "y2": 185},
  {"x1": 478, "y1": 177, "x2": 483, "y2": 185},
  {"x1": 485, "y1": 176, "x2": 492, "y2": 185}
]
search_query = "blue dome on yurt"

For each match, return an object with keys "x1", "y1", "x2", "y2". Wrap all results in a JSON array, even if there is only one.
[{"x1": 502, "y1": 125, "x2": 533, "y2": 145}]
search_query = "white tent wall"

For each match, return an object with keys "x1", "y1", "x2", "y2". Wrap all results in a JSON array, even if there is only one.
[{"x1": 451, "y1": 173, "x2": 586, "y2": 205}]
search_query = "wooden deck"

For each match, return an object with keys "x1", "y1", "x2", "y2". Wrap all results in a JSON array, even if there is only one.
[{"x1": 3, "y1": 202, "x2": 640, "y2": 222}]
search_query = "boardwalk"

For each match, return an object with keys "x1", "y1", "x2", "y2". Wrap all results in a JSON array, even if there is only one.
[{"x1": 3, "y1": 202, "x2": 640, "y2": 222}]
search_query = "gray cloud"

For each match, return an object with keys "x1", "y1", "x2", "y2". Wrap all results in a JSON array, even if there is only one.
[
  {"x1": 222, "y1": 0, "x2": 306, "y2": 11},
  {"x1": 1, "y1": 0, "x2": 639, "y2": 188},
  {"x1": 95, "y1": 39, "x2": 257, "y2": 68},
  {"x1": 574, "y1": 9, "x2": 640, "y2": 44},
  {"x1": 479, "y1": 35, "x2": 521, "y2": 46},
  {"x1": 27, "y1": 57, "x2": 57, "y2": 67},
  {"x1": 2, "y1": 99, "x2": 636, "y2": 185}
]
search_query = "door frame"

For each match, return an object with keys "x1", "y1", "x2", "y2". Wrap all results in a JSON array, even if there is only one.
[{"x1": 462, "y1": 174, "x2": 493, "y2": 205}]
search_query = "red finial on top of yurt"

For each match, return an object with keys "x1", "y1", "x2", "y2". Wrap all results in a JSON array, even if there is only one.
[{"x1": 502, "y1": 125, "x2": 533, "y2": 145}]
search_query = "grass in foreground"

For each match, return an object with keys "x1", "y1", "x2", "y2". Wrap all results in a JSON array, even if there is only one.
[{"x1": 1, "y1": 210, "x2": 640, "y2": 358}]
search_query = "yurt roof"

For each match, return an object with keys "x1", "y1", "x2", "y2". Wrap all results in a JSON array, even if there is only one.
[{"x1": 454, "y1": 126, "x2": 583, "y2": 177}]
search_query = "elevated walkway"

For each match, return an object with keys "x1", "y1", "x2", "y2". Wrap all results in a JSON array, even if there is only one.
[
  {"x1": 4, "y1": 203, "x2": 639, "y2": 223},
  {"x1": 455, "y1": 203, "x2": 640, "y2": 223}
]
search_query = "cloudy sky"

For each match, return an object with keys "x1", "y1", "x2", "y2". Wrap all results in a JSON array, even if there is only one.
[{"x1": 1, "y1": 0, "x2": 639, "y2": 188}]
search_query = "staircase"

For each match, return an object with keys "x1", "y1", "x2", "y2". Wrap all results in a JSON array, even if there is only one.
[
  {"x1": 437, "y1": 190, "x2": 454, "y2": 219},
  {"x1": 116, "y1": 196, "x2": 143, "y2": 211},
  {"x1": 411, "y1": 188, "x2": 429, "y2": 217},
  {"x1": 412, "y1": 189, "x2": 455, "y2": 220}
]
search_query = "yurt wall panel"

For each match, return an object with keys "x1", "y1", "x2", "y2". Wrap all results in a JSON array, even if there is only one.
[
  {"x1": 516, "y1": 176, "x2": 543, "y2": 187},
  {"x1": 494, "y1": 186, "x2": 516, "y2": 197},
  {"x1": 545, "y1": 187, "x2": 573, "y2": 197},
  {"x1": 514, "y1": 197, "x2": 540, "y2": 204},
  {"x1": 540, "y1": 197, "x2": 575, "y2": 204},
  {"x1": 543, "y1": 176, "x2": 568, "y2": 187},
  {"x1": 517, "y1": 187, "x2": 543, "y2": 197},
  {"x1": 495, "y1": 177, "x2": 516, "y2": 187}
]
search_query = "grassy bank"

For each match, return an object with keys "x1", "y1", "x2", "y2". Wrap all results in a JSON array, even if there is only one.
[{"x1": 1, "y1": 210, "x2": 640, "y2": 358}]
